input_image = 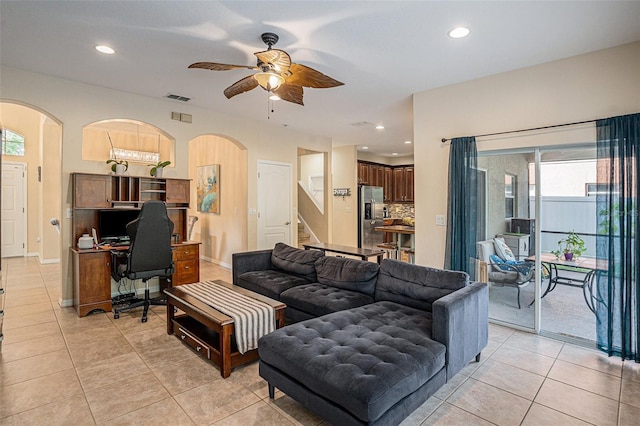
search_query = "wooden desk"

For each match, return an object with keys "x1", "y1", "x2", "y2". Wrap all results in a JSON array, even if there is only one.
[
  {"x1": 302, "y1": 242, "x2": 384, "y2": 264},
  {"x1": 374, "y1": 225, "x2": 415, "y2": 263},
  {"x1": 72, "y1": 241, "x2": 200, "y2": 317},
  {"x1": 165, "y1": 280, "x2": 286, "y2": 378}
]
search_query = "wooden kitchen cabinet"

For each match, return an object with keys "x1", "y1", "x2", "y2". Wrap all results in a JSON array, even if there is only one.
[
  {"x1": 383, "y1": 167, "x2": 393, "y2": 202},
  {"x1": 392, "y1": 166, "x2": 414, "y2": 202},
  {"x1": 358, "y1": 162, "x2": 370, "y2": 185}
]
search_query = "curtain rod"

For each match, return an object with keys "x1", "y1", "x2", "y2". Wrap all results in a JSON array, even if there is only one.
[{"x1": 440, "y1": 119, "x2": 596, "y2": 143}]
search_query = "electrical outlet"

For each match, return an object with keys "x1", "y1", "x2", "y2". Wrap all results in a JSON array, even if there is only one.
[{"x1": 435, "y1": 215, "x2": 446, "y2": 226}]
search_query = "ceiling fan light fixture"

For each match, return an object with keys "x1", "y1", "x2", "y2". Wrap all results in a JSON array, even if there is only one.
[
  {"x1": 255, "y1": 71, "x2": 285, "y2": 91},
  {"x1": 269, "y1": 94, "x2": 281, "y2": 101}
]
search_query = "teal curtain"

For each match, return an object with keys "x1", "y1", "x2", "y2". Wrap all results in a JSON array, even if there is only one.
[
  {"x1": 445, "y1": 137, "x2": 478, "y2": 275},
  {"x1": 596, "y1": 113, "x2": 640, "y2": 362}
]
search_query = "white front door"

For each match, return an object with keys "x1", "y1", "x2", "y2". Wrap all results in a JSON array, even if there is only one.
[
  {"x1": 257, "y1": 161, "x2": 292, "y2": 249},
  {"x1": 2, "y1": 163, "x2": 26, "y2": 257}
]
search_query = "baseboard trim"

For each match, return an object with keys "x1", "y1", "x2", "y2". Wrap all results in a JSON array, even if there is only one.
[
  {"x1": 199, "y1": 255, "x2": 231, "y2": 270},
  {"x1": 58, "y1": 298, "x2": 73, "y2": 308},
  {"x1": 40, "y1": 258, "x2": 61, "y2": 264}
]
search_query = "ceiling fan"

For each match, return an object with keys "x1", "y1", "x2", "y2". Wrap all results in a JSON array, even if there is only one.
[{"x1": 189, "y1": 33, "x2": 344, "y2": 105}]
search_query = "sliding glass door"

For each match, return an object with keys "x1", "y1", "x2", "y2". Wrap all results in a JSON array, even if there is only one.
[
  {"x1": 480, "y1": 145, "x2": 598, "y2": 343},
  {"x1": 478, "y1": 150, "x2": 537, "y2": 331}
]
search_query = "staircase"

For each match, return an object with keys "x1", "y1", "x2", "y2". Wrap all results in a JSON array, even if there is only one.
[{"x1": 298, "y1": 222, "x2": 311, "y2": 248}]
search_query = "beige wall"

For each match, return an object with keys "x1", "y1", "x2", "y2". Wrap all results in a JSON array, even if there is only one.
[
  {"x1": 331, "y1": 145, "x2": 358, "y2": 246},
  {"x1": 1, "y1": 66, "x2": 332, "y2": 305},
  {"x1": 478, "y1": 153, "x2": 530, "y2": 240},
  {"x1": 188, "y1": 135, "x2": 248, "y2": 268},
  {"x1": 42, "y1": 116, "x2": 62, "y2": 262},
  {"x1": 357, "y1": 151, "x2": 414, "y2": 166},
  {"x1": 0, "y1": 103, "x2": 62, "y2": 262},
  {"x1": 414, "y1": 41, "x2": 640, "y2": 268}
]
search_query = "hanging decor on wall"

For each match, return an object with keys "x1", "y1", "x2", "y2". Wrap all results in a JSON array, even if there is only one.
[{"x1": 197, "y1": 164, "x2": 220, "y2": 214}]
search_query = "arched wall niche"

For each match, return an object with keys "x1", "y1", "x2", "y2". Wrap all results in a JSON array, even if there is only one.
[
  {"x1": 188, "y1": 133, "x2": 248, "y2": 267},
  {"x1": 82, "y1": 119, "x2": 175, "y2": 171}
]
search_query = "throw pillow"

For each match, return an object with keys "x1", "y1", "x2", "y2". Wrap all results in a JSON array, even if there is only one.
[
  {"x1": 490, "y1": 254, "x2": 532, "y2": 275},
  {"x1": 493, "y1": 238, "x2": 516, "y2": 261},
  {"x1": 271, "y1": 242, "x2": 324, "y2": 281}
]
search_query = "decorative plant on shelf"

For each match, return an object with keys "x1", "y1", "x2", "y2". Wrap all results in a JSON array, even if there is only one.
[
  {"x1": 551, "y1": 230, "x2": 586, "y2": 261},
  {"x1": 149, "y1": 160, "x2": 171, "y2": 177},
  {"x1": 105, "y1": 131, "x2": 128, "y2": 174},
  {"x1": 106, "y1": 158, "x2": 128, "y2": 173}
]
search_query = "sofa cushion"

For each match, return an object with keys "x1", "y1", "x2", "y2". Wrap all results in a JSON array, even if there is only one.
[
  {"x1": 258, "y1": 301, "x2": 444, "y2": 423},
  {"x1": 271, "y1": 243, "x2": 324, "y2": 282},
  {"x1": 375, "y1": 259, "x2": 469, "y2": 311},
  {"x1": 314, "y1": 256, "x2": 379, "y2": 296},
  {"x1": 281, "y1": 283, "x2": 374, "y2": 317},
  {"x1": 236, "y1": 270, "x2": 311, "y2": 301}
]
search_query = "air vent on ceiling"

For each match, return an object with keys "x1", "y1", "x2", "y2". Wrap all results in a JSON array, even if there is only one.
[
  {"x1": 350, "y1": 121, "x2": 375, "y2": 128},
  {"x1": 165, "y1": 93, "x2": 191, "y2": 102}
]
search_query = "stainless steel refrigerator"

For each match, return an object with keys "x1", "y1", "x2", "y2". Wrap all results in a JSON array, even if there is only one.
[{"x1": 358, "y1": 186, "x2": 384, "y2": 250}]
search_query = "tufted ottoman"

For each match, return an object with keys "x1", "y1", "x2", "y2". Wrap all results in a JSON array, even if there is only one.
[{"x1": 258, "y1": 301, "x2": 447, "y2": 426}]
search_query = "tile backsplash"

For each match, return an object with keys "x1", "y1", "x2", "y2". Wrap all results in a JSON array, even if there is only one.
[{"x1": 386, "y1": 203, "x2": 414, "y2": 218}]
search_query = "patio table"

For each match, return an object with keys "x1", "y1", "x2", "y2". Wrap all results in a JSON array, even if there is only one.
[{"x1": 526, "y1": 253, "x2": 607, "y2": 313}]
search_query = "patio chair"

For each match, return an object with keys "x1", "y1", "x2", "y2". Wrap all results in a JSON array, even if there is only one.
[{"x1": 476, "y1": 239, "x2": 535, "y2": 309}]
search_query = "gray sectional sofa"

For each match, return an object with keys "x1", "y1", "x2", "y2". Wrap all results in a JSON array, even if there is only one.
[{"x1": 232, "y1": 243, "x2": 488, "y2": 426}]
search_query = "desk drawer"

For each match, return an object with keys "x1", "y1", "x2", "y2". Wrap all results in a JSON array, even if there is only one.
[
  {"x1": 174, "y1": 245, "x2": 198, "y2": 261},
  {"x1": 174, "y1": 259, "x2": 199, "y2": 285}
]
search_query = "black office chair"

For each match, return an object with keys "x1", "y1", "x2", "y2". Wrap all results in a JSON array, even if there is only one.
[{"x1": 112, "y1": 201, "x2": 175, "y2": 322}]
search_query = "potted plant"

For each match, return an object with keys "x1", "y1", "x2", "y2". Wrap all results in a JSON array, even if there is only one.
[
  {"x1": 106, "y1": 158, "x2": 128, "y2": 175},
  {"x1": 149, "y1": 160, "x2": 171, "y2": 177},
  {"x1": 551, "y1": 230, "x2": 586, "y2": 261}
]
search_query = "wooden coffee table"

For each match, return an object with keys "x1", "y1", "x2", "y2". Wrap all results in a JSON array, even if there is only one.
[{"x1": 164, "y1": 279, "x2": 286, "y2": 378}]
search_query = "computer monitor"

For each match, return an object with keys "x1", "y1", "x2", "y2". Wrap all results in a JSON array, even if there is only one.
[{"x1": 98, "y1": 209, "x2": 140, "y2": 242}]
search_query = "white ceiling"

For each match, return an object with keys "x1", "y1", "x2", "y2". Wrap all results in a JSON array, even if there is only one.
[{"x1": 1, "y1": 1, "x2": 639, "y2": 157}]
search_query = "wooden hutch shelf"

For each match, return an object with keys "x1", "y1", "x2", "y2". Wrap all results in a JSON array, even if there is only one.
[{"x1": 71, "y1": 172, "x2": 198, "y2": 317}]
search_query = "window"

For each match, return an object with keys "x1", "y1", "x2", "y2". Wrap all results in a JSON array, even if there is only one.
[
  {"x1": 2, "y1": 128, "x2": 25, "y2": 156},
  {"x1": 505, "y1": 174, "x2": 515, "y2": 219},
  {"x1": 586, "y1": 183, "x2": 619, "y2": 196}
]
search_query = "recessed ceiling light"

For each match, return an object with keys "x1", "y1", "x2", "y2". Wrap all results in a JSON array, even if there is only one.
[
  {"x1": 375, "y1": 125, "x2": 384, "y2": 130},
  {"x1": 95, "y1": 45, "x2": 115, "y2": 54},
  {"x1": 362, "y1": 146, "x2": 369, "y2": 150},
  {"x1": 404, "y1": 140, "x2": 412, "y2": 144},
  {"x1": 448, "y1": 27, "x2": 470, "y2": 39},
  {"x1": 392, "y1": 153, "x2": 398, "y2": 156}
]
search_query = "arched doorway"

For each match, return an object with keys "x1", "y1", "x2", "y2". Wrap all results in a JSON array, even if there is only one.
[{"x1": 0, "y1": 101, "x2": 62, "y2": 264}]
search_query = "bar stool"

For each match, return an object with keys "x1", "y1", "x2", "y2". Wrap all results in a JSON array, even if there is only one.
[
  {"x1": 401, "y1": 248, "x2": 415, "y2": 264},
  {"x1": 377, "y1": 243, "x2": 398, "y2": 260}
]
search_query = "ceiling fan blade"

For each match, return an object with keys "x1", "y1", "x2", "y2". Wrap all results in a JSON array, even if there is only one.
[
  {"x1": 223, "y1": 75, "x2": 259, "y2": 99},
  {"x1": 287, "y1": 63, "x2": 344, "y2": 88},
  {"x1": 273, "y1": 83, "x2": 304, "y2": 105},
  {"x1": 189, "y1": 62, "x2": 258, "y2": 71},
  {"x1": 254, "y1": 49, "x2": 291, "y2": 72}
]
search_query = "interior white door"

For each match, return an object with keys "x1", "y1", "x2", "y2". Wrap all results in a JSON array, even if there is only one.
[
  {"x1": 257, "y1": 161, "x2": 292, "y2": 249},
  {"x1": 2, "y1": 163, "x2": 26, "y2": 257}
]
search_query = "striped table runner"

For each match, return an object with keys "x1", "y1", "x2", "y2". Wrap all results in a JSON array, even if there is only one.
[{"x1": 179, "y1": 281, "x2": 275, "y2": 354}]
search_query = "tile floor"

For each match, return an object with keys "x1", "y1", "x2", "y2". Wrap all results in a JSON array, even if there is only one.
[{"x1": 1, "y1": 256, "x2": 639, "y2": 425}]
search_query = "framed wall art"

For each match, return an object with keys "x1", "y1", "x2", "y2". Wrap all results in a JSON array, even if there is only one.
[{"x1": 197, "y1": 164, "x2": 220, "y2": 214}]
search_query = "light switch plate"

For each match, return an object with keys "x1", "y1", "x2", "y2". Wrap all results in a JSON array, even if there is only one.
[{"x1": 435, "y1": 215, "x2": 446, "y2": 226}]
